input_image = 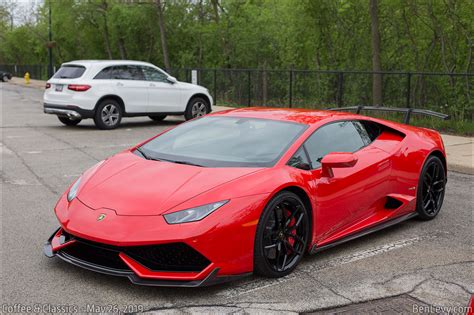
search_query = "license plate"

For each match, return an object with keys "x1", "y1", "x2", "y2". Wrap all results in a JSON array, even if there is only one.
[{"x1": 55, "y1": 84, "x2": 63, "y2": 92}]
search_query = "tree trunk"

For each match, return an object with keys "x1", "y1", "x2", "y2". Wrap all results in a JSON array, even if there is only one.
[
  {"x1": 197, "y1": 0, "x2": 204, "y2": 67},
  {"x1": 262, "y1": 63, "x2": 268, "y2": 106},
  {"x1": 100, "y1": 1, "x2": 113, "y2": 59},
  {"x1": 155, "y1": 0, "x2": 170, "y2": 70},
  {"x1": 118, "y1": 37, "x2": 127, "y2": 60},
  {"x1": 211, "y1": 0, "x2": 220, "y2": 23},
  {"x1": 370, "y1": 0, "x2": 383, "y2": 106}
]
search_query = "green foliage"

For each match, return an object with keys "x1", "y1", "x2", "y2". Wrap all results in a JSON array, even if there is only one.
[{"x1": 0, "y1": 0, "x2": 472, "y2": 132}]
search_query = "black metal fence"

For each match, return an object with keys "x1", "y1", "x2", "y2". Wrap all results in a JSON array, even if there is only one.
[
  {"x1": 1, "y1": 64, "x2": 472, "y2": 121},
  {"x1": 169, "y1": 68, "x2": 473, "y2": 122},
  {"x1": 0, "y1": 64, "x2": 51, "y2": 81}
]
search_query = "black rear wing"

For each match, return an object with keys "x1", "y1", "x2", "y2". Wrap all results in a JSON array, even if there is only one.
[{"x1": 328, "y1": 106, "x2": 450, "y2": 124}]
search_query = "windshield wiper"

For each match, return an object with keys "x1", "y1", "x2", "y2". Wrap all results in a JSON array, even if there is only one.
[
  {"x1": 135, "y1": 147, "x2": 153, "y2": 160},
  {"x1": 157, "y1": 157, "x2": 203, "y2": 167},
  {"x1": 172, "y1": 160, "x2": 203, "y2": 167},
  {"x1": 135, "y1": 149, "x2": 203, "y2": 166}
]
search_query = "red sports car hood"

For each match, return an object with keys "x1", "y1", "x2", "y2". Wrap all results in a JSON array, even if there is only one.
[{"x1": 78, "y1": 152, "x2": 261, "y2": 216}]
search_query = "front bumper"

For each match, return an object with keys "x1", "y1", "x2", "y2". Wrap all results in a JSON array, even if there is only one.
[{"x1": 44, "y1": 227, "x2": 249, "y2": 287}]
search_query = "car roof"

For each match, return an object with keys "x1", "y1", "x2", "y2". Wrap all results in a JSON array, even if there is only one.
[
  {"x1": 62, "y1": 60, "x2": 157, "y2": 67},
  {"x1": 212, "y1": 107, "x2": 361, "y2": 125}
]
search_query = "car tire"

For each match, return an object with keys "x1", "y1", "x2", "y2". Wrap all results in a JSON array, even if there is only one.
[
  {"x1": 149, "y1": 114, "x2": 167, "y2": 122},
  {"x1": 254, "y1": 191, "x2": 310, "y2": 278},
  {"x1": 94, "y1": 99, "x2": 122, "y2": 130},
  {"x1": 58, "y1": 116, "x2": 81, "y2": 126},
  {"x1": 416, "y1": 155, "x2": 446, "y2": 220},
  {"x1": 184, "y1": 97, "x2": 209, "y2": 120},
  {"x1": 2, "y1": 75, "x2": 8, "y2": 82}
]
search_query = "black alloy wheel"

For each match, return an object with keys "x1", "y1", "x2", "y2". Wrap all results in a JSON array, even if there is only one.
[
  {"x1": 416, "y1": 155, "x2": 446, "y2": 220},
  {"x1": 254, "y1": 191, "x2": 310, "y2": 277}
]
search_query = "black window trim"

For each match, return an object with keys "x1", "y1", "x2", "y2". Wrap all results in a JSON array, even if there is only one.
[
  {"x1": 287, "y1": 119, "x2": 379, "y2": 171},
  {"x1": 93, "y1": 64, "x2": 147, "y2": 81}
]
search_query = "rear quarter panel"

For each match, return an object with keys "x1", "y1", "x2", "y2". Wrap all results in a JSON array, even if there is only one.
[{"x1": 376, "y1": 121, "x2": 446, "y2": 213}]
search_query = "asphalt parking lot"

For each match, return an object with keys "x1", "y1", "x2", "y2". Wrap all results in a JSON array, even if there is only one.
[{"x1": 1, "y1": 83, "x2": 473, "y2": 314}]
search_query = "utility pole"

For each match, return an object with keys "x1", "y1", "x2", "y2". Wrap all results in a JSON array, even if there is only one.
[{"x1": 47, "y1": 0, "x2": 53, "y2": 78}]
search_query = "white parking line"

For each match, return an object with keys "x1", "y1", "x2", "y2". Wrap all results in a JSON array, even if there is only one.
[{"x1": 219, "y1": 234, "x2": 441, "y2": 298}]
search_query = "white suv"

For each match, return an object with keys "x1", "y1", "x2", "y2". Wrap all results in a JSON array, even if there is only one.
[{"x1": 43, "y1": 60, "x2": 213, "y2": 129}]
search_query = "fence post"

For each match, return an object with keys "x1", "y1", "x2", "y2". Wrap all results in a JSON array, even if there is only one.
[
  {"x1": 289, "y1": 69, "x2": 293, "y2": 108},
  {"x1": 406, "y1": 72, "x2": 412, "y2": 108},
  {"x1": 213, "y1": 69, "x2": 217, "y2": 105},
  {"x1": 337, "y1": 72, "x2": 344, "y2": 107},
  {"x1": 247, "y1": 70, "x2": 252, "y2": 107}
]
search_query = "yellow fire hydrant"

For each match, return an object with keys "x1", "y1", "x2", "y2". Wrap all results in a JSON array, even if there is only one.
[{"x1": 24, "y1": 72, "x2": 30, "y2": 84}]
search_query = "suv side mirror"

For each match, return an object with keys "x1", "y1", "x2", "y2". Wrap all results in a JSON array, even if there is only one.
[
  {"x1": 167, "y1": 76, "x2": 177, "y2": 84},
  {"x1": 321, "y1": 152, "x2": 358, "y2": 178}
]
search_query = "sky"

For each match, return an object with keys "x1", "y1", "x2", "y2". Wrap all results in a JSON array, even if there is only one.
[{"x1": 2, "y1": 0, "x2": 43, "y2": 26}]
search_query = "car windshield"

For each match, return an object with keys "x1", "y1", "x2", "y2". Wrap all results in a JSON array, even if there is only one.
[
  {"x1": 138, "y1": 116, "x2": 307, "y2": 167},
  {"x1": 53, "y1": 65, "x2": 86, "y2": 79}
]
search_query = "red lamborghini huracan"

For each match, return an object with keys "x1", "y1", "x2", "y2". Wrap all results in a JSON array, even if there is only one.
[{"x1": 44, "y1": 107, "x2": 447, "y2": 287}]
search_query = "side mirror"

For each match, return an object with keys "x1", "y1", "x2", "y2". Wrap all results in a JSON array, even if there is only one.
[
  {"x1": 167, "y1": 76, "x2": 177, "y2": 84},
  {"x1": 321, "y1": 152, "x2": 358, "y2": 178}
]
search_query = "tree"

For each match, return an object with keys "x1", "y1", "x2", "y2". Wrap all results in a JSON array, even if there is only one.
[
  {"x1": 370, "y1": 0, "x2": 383, "y2": 106},
  {"x1": 155, "y1": 0, "x2": 170, "y2": 70}
]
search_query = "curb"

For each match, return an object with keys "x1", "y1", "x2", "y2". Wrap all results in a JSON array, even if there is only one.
[{"x1": 447, "y1": 164, "x2": 474, "y2": 175}]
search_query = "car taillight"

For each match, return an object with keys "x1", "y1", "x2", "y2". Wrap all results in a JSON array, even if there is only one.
[
  {"x1": 45, "y1": 83, "x2": 51, "y2": 89},
  {"x1": 68, "y1": 84, "x2": 91, "y2": 92}
]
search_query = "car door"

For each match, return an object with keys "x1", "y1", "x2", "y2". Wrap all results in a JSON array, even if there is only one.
[
  {"x1": 111, "y1": 65, "x2": 148, "y2": 113},
  {"x1": 141, "y1": 66, "x2": 183, "y2": 113},
  {"x1": 302, "y1": 120, "x2": 392, "y2": 245}
]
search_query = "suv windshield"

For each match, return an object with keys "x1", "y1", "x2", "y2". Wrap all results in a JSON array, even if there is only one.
[
  {"x1": 53, "y1": 65, "x2": 86, "y2": 79},
  {"x1": 138, "y1": 117, "x2": 307, "y2": 167}
]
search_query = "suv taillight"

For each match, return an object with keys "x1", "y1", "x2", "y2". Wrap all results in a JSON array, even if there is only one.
[
  {"x1": 45, "y1": 83, "x2": 51, "y2": 89},
  {"x1": 68, "y1": 84, "x2": 91, "y2": 92}
]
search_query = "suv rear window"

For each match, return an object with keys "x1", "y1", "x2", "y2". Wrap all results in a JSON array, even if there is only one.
[{"x1": 53, "y1": 65, "x2": 86, "y2": 79}]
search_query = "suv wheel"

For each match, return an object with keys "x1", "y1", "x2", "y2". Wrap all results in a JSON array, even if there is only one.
[
  {"x1": 184, "y1": 97, "x2": 209, "y2": 120},
  {"x1": 2, "y1": 75, "x2": 8, "y2": 82},
  {"x1": 149, "y1": 114, "x2": 167, "y2": 122},
  {"x1": 94, "y1": 99, "x2": 122, "y2": 130},
  {"x1": 58, "y1": 116, "x2": 81, "y2": 126}
]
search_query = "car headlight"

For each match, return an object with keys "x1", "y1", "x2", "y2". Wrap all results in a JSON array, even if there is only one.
[
  {"x1": 67, "y1": 177, "x2": 81, "y2": 202},
  {"x1": 163, "y1": 200, "x2": 229, "y2": 224}
]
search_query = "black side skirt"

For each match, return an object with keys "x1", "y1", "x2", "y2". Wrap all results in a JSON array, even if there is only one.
[{"x1": 310, "y1": 212, "x2": 418, "y2": 254}]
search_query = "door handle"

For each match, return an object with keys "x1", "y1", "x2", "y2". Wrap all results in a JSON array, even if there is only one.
[
  {"x1": 116, "y1": 82, "x2": 124, "y2": 87},
  {"x1": 149, "y1": 83, "x2": 156, "y2": 87}
]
